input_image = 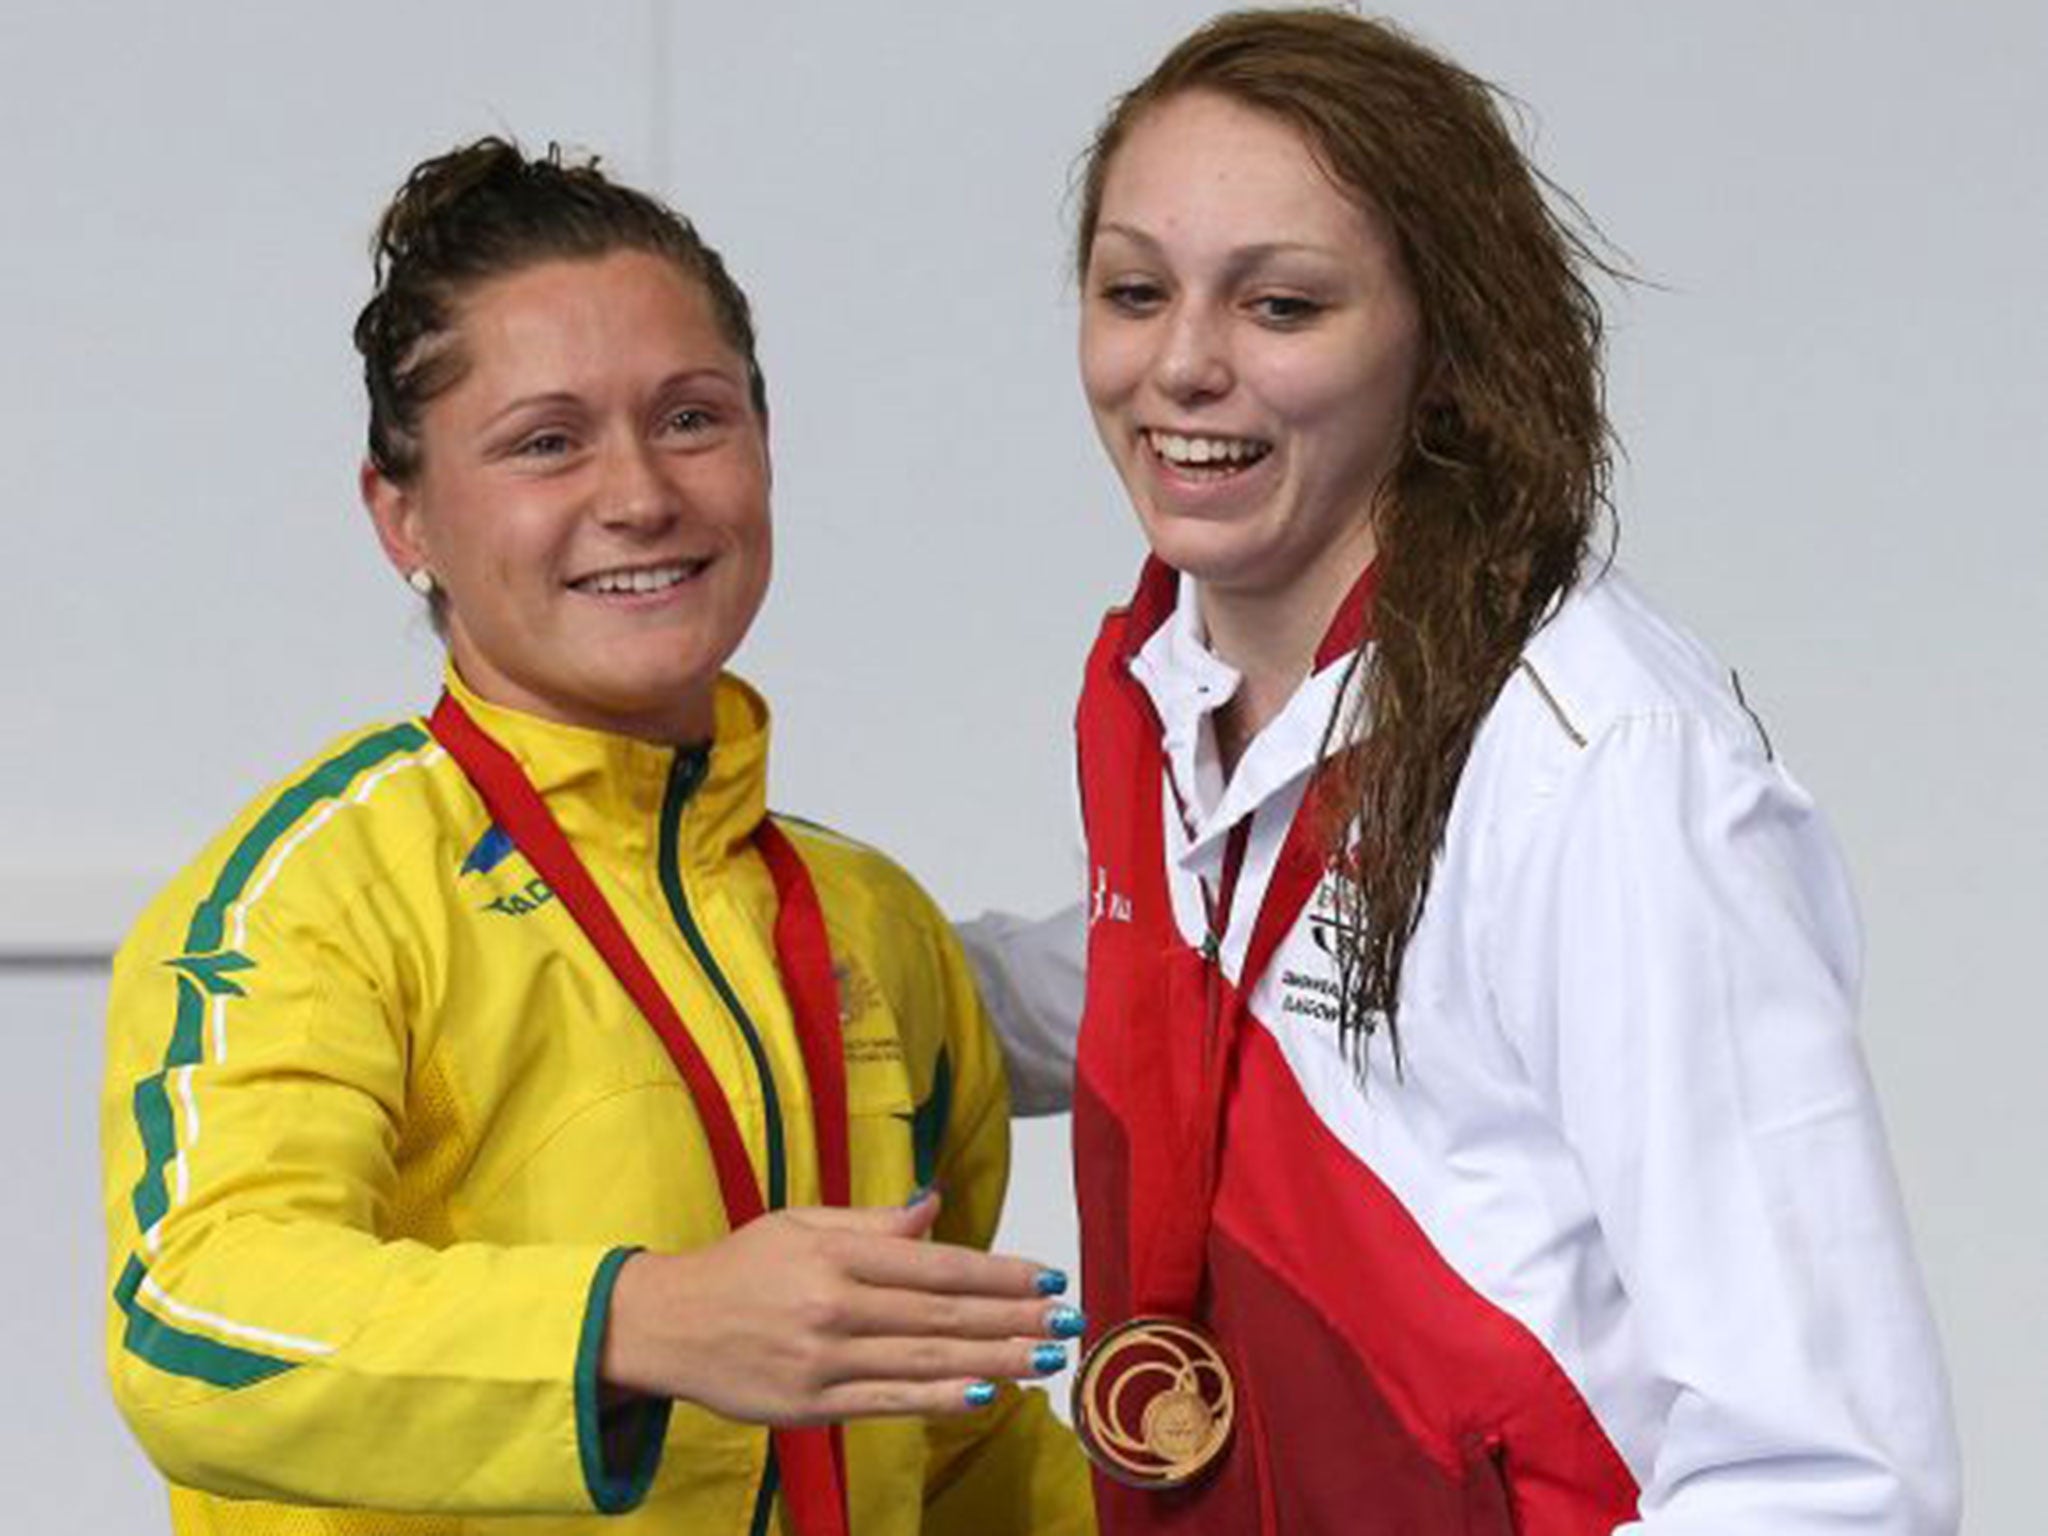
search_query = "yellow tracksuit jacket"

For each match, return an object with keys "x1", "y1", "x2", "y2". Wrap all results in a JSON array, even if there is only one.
[{"x1": 101, "y1": 670, "x2": 1093, "y2": 1535}]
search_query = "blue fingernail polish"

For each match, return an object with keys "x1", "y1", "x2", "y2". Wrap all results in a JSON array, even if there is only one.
[
  {"x1": 1032, "y1": 1343, "x2": 1068, "y2": 1375},
  {"x1": 1046, "y1": 1304, "x2": 1086, "y2": 1339},
  {"x1": 964, "y1": 1380, "x2": 998, "y2": 1408},
  {"x1": 1033, "y1": 1268, "x2": 1069, "y2": 1297},
  {"x1": 902, "y1": 1184, "x2": 934, "y2": 1207}
]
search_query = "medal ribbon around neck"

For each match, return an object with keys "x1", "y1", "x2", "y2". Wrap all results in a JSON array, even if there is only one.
[
  {"x1": 429, "y1": 692, "x2": 851, "y2": 1536},
  {"x1": 1075, "y1": 561, "x2": 1375, "y2": 1491}
]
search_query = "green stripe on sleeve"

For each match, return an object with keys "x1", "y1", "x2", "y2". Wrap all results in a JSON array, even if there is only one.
[
  {"x1": 129, "y1": 1073, "x2": 178, "y2": 1235},
  {"x1": 129, "y1": 974, "x2": 205, "y2": 1232},
  {"x1": 184, "y1": 722, "x2": 429, "y2": 953},
  {"x1": 113, "y1": 1256, "x2": 299, "y2": 1390},
  {"x1": 125, "y1": 723, "x2": 431, "y2": 1245},
  {"x1": 165, "y1": 972, "x2": 207, "y2": 1065}
]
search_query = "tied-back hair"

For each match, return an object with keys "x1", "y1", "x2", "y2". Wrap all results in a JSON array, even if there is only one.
[
  {"x1": 1076, "y1": 9, "x2": 1622, "y2": 1065},
  {"x1": 353, "y1": 136, "x2": 766, "y2": 485}
]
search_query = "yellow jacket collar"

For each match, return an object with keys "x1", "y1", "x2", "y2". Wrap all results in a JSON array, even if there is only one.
[{"x1": 441, "y1": 667, "x2": 771, "y2": 873}]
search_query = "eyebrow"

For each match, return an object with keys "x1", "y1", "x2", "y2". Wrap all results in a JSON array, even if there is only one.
[
  {"x1": 475, "y1": 369, "x2": 746, "y2": 433},
  {"x1": 478, "y1": 391, "x2": 582, "y2": 432},
  {"x1": 1090, "y1": 222, "x2": 1341, "y2": 270}
]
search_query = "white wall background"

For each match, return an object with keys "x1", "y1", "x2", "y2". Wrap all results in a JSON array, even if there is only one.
[{"x1": 2, "y1": 1, "x2": 2039, "y2": 1529}]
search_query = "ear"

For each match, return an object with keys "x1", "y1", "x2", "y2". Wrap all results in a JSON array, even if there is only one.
[
  {"x1": 1414, "y1": 338, "x2": 1454, "y2": 415},
  {"x1": 748, "y1": 397, "x2": 773, "y2": 491},
  {"x1": 361, "y1": 459, "x2": 428, "y2": 579}
]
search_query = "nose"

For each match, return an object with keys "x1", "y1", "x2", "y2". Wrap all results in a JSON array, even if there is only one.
[
  {"x1": 596, "y1": 432, "x2": 680, "y2": 534},
  {"x1": 1151, "y1": 299, "x2": 1233, "y2": 406}
]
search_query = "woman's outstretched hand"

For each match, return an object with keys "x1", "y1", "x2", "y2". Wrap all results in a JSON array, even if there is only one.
[{"x1": 599, "y1": 1190, "x2": 1080, "y2": 1423}]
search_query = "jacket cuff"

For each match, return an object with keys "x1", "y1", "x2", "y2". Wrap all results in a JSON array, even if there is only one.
[{"x1": 575, "y1": 1247, "x2": 671, "y2": 1513}]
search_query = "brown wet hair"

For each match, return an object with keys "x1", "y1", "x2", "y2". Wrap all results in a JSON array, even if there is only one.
[{"x1": 1077, "y1": 9, "x2": 1621, "y2": 1065}]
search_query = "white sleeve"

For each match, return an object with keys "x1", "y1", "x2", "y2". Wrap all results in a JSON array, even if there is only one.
[
  {"x1": 1493, "y1": 712, "x2": 1960, "y2": 1536},
  {"x1": 954, "y1": 904, "x2": 1086, "y2": 1116}
]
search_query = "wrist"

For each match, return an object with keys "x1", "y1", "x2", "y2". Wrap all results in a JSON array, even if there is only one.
[{"x1": 599, "y1": 1249, "x2": 698, "y2": 1402}]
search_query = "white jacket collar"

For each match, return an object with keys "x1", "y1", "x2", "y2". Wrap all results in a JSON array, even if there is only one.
[{"x1": 1127, "y1": 572, "x2": 1360, "y2": 858}]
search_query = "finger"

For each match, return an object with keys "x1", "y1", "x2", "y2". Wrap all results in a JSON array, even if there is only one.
[
  {"x1": 787, "y1": 1191, "x2": 942, "y2": 1242},
  {"x1": 826, "y1": 1334, "x2": 1071, "y2": 1387},
  {"x1": 831, "y1": 1286, "x2": 1070, "y2": 1342},
  {"x1": 834, "y1": 1233, "x2": 1053, "y2": 1298},
  {"x1": 782, "y1": 1204, "x2": 1057, "y2": 1297},
  {"x1": 811, "y1": 1376, "x2": 1012, "y2": 1423}
]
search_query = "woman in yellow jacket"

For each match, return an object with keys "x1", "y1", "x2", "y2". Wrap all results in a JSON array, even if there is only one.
[{"x1": 101, "y1": 138, "x2": 1093, "y2": 1536}]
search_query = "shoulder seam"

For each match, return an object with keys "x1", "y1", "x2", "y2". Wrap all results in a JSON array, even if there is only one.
[
  {"x1": 772, "y1": 812, "x2": 879, "y2": 857},
  {"x1": 1516, "y1": 660, "x2": 1587, "y2": 749},
  {"x1": 1728, "y1": 669, "x2": 1776, "y2": 762},
  {"x1": 182, "y1": 721, "x2": 438, "y2": 955}
]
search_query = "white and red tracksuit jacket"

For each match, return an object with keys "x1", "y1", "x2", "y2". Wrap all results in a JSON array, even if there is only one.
[{"x1": 966, "y1": 560, "x2": 1958, "y2": 1535}]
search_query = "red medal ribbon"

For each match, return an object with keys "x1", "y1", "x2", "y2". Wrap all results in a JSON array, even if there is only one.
[
  {"x1": 428, "y1": 693, "x2": 850, "y2": 1536},
  {"x1": 1076, "y1": 558, "x2": 1374, "y2": 1489},
  {"x1": 1130, "y1": 778, "x2": 1339, "y2": 1321},
  {"x1": 1121, "y1": 556, "x2": 1375, "y2": 1323}
]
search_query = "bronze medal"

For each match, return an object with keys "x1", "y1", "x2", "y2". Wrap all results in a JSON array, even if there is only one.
[{"x1": 1073, "y1": 1316, "x2": 1236, "y2": 1489}]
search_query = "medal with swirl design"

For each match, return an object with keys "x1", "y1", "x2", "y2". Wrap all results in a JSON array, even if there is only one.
[{"x1": 1073, "y1": 1315, "x2": 1236, "y2": 1488}]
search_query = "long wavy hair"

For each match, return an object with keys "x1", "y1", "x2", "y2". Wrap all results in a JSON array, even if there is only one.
[{"x1": 1075, "y1": 9, "x2": 1619, "y2": 1064}]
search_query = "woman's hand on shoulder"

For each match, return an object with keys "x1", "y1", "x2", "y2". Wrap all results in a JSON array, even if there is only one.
[{"x1": 598, "y1": 1191, "x2": 1078, "y2": 1424}]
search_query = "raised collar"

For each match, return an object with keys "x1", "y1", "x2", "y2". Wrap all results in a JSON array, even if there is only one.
[
  {"x1": 442, "y1": 665, "x2": 771, "y2": 875},
  {"x1": 1121, "y1": 560, "x2": 1374, "y2": 856}
]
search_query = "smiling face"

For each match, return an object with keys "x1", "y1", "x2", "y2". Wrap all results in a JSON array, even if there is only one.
[
  {"x1": 1080, "y1": 90, "x2": 1425, "y2": 635},
  {"x1": 364, "y1": 248, "x2": 771, "y2": 743}
]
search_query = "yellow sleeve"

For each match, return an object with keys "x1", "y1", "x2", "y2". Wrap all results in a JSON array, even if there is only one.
[
  {"x1": 916, "y1": 927, "x2": 1096, "y2": 1536},
  {"x1": 101, "y1": 849, "x2": 666, "y2": 1515}
]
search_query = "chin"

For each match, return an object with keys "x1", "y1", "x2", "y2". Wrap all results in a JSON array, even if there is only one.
[
  {"x1": 571, "y1": 663, "x2": 720, "y2": 739},
  {"x1": 1136, "y1": 511, "x2": 1278, "y2": 591}
]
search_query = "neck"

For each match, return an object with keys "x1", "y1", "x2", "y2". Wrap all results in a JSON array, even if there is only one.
[{"x1": 1198, "y1": 532, "x2": 1375, "y2": 774}]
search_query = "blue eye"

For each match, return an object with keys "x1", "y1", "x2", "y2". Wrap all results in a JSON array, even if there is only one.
[
  {"x1": 1250, "y1": 294, "x2": 1323, "y2": 325},
  {"x1": 1100, "y1": 280, "x2": 1167, "y2": 315},
  {"x1": 515, "y1": 430, "x2": 574, "y2": 458}
]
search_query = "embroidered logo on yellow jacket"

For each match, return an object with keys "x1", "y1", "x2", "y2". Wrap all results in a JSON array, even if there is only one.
[{"x1": 101, "y1": 672, "x2": 1092, "y2": 1535}]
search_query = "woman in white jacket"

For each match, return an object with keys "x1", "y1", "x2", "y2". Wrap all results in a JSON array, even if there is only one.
[{"x1": 963, "y1": 10, "x2": 1959, "y2": 1533}]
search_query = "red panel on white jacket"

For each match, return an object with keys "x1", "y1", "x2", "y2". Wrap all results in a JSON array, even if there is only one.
[{"x1": 983, "y1": 563, "x2": 1958, "y2": 1535}]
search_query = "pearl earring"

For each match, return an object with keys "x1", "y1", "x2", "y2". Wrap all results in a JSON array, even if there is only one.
[{"x1": 406, "y1": 569, "x2": 435, "y2": 596}]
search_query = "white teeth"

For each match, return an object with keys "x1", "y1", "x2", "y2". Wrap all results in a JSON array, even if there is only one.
[
  {"x1": 1148, "y1": 431, "x2": 1269, "y2": 467},
  {"x1": 579, "y1": 562, "x2": 696, "y2": 595}
]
